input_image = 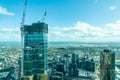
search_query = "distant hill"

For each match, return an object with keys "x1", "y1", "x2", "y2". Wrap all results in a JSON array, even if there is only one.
[
  {"x1": 0, "y1": 41, "x2": 120, "y2": 48},
  {"x1": 0, "y1": 41, "x2": 84, "y2": 48},
  {"x1": 0, "y1": 41, "x2": 21, "y2": 48}
]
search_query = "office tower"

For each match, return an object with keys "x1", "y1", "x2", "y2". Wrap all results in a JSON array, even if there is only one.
[
  {"x1": 100, "y1": 49, "x2": 115, "y2": 80},
  {"x1": 20, "y1": 21, "x2": 48, "y2": 80}
]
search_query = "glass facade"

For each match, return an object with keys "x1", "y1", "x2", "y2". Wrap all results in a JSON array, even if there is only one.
[{"x1": 21, "y1": 22, "x2": 48, "y2": 76}]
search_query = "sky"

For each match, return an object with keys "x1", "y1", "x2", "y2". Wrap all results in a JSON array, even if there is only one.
[{"x1": 0, "y1": 0, "x2": 120, "y2": 42}]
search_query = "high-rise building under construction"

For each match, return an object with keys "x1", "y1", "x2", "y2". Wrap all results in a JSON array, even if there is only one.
[{"x1": 20, "y1": 21, "x2": 48, "y2": 80}]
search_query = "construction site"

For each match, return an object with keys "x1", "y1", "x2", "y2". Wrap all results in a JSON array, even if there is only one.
[
  {"x1": 19, "y1": 0, "x2": 116, "y2": 80},
  {"x1": 0, "y1": 0, "x2": 117, "y2": 80}
]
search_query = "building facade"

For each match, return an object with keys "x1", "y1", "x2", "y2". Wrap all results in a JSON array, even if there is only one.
[
  {"x1": 100, "y1": 49, "x2": 115, "y2": 80},
  {"x1": 21, "y1": 21, "x2": 48, "y2": 79}
]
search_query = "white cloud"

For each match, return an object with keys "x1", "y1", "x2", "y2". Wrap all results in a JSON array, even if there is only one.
[
  {"x1": 0, "y1": 28, "x2": 20, "y2": 41},
  {"x1": 1, "y1": 20, "x2": 120, "y2": 42},
  {"x1": 109, "y1": 6, "x2": 117, "y2": 11},
  {"x1": 0, "y1": 6, "x2": 14, "y2": 16},
  {"x1": 49, "y1": 20, "x2": 120, "y2": 42}
]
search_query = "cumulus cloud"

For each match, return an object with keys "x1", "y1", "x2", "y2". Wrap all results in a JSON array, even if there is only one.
[
  {"x1": 1, "y1": 20, "x2": 120, "y2": 42},
  {"x1": 49, "y1": 20, "x2": 120, "y2": 42},
  {"x1": 0, "y1": 28, "x2": 20, "y2": 41},
  {"x1": 0, "y1": 6, "x2": 14, "y2": 16},
  {"x1": 109, "y1": 6, "x2": 117, "y2": 11}
]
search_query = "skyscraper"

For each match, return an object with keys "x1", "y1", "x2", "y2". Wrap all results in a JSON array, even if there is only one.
[
  {"x1": 20, "y1": 21, "x2": 48, "y2": 80},
  {"x1": 100, "y1": 49, "x2": 115, "y2": 80}
]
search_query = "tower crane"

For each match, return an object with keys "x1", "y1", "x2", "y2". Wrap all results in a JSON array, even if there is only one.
[
  {"x1": 21, "y1": 0, "x2": 27, "y2": 28},
  {"x1": 41, "y1": 11, "x2": 47, "y2": 22},
  {"x1": 20, "y1": 0, "x2": 28, "y2": 76}
]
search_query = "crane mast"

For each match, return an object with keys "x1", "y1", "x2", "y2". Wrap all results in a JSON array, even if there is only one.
[
  {"x1": 20, "y1": 0, "x2": 28, "y2": 76},
  {"x1": 21, "y1": 0, "x2": 27, "y2": 27},
  {"x1": 41, "y1": 11, "x2": 47, "y2": 22}
]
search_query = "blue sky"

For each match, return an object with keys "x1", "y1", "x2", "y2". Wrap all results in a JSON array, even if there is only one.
[{"x1": 0, "y1": 0, "x2": 120, "y2": 42}]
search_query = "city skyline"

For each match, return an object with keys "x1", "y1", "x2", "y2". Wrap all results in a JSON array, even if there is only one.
[{"x1": 0, "y1": 0, "x2": 120, "y2": 42}]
